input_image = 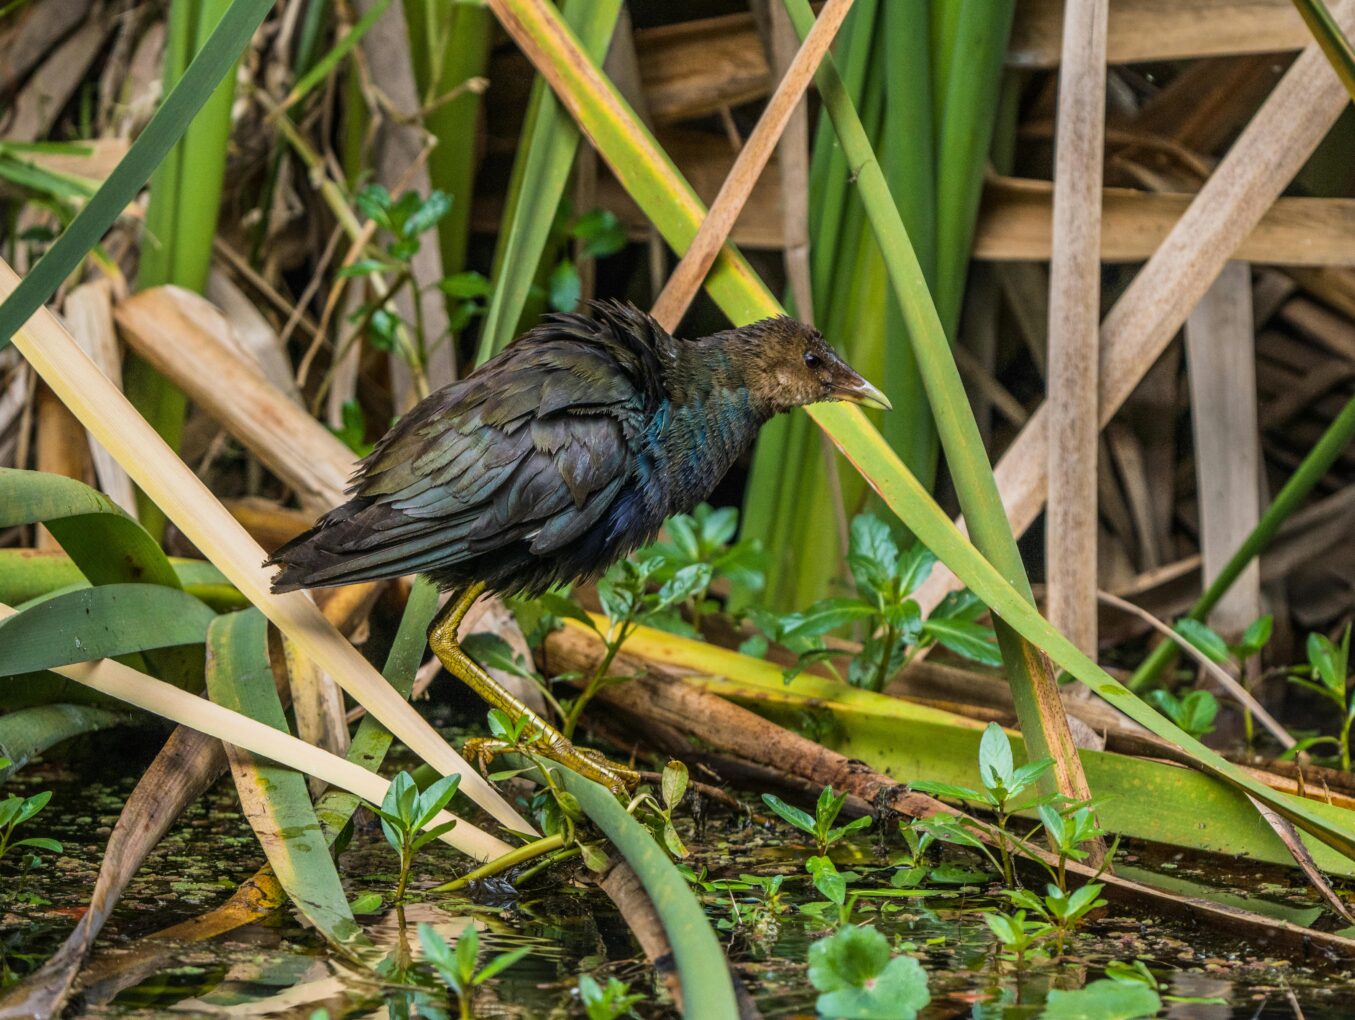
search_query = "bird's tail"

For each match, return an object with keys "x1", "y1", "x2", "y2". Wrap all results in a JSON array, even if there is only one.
[{"x1": 265, "y1": 502, "x2": 385, "y2": 592}]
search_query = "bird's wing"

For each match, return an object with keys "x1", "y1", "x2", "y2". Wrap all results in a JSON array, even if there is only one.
[{"x1": 268, "y1": 337, "x2": 645, "y2": 588}]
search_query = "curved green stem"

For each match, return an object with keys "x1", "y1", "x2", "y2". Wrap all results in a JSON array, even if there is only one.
[
  {"x1": 502, "y1": 754, "x2": 739, "y2": 1019},
  {"x1": 433, "y1": 832, "x2": 568, "y2": 892}
]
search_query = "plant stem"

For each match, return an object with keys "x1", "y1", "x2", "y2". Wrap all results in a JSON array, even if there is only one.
[
  {"x1": 396, "y1": 841, "x2": 412, "y2": 903},
  {"x1": 433, "y1": 832, "x2": 568, "y2": 891},
  {"x1": 563, "y1": 625, "x2": 628, "y2": 738},
  {"x1": 870, "y1": 623, "x2": 898, "y2": 692},
  {"x1": 512, "y1": 845, "x2": 581, "y2": 887}
]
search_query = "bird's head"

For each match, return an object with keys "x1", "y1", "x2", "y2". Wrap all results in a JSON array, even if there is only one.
[{"x1": 731, "y1": 316, "x2": 892, "y2": 416}]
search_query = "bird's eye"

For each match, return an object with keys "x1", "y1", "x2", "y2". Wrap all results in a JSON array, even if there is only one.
[{"x1": 804, "y1": 352, "x2": 821, "y2": 369}]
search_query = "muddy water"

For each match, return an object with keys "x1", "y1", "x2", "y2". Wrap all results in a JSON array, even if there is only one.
[{"x1": 3, "y1": 752, "x2": 1355, "y2": 1018}]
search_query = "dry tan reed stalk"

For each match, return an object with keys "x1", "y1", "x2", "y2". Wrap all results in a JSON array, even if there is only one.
[
  {"x1": 0, "y1": 259, "x2": 531, "y2": 835},
  {"x1": 1185, "y1": 262, "x2": 1264, "y2": 637},
  {"x1": 975, "y1": 178, "x2": 1355, "y2": 264},
  {"x1": 205, "y1": 271, "x2": 304, "y2": 404},
  {"x1": 648, "y1": 0, "x2": 853, "y2": 330},
  {"x1": 1008, "y1": 0, "x2": 1307, "y2": 67},
  {"x1": 0, "y1": 603, "x2": 510, "y2": 860},
  {"x1": 915, "y1": 1, "x2": 1355, "y2": 614},
  {"x1": 1045, "y1": 0, "x2": 1107, "y2": 656},
  {"x1": 114, "y1": 286, "x2": 350, "y2": 515},
  {"x1": 61, "y1": 280, "x2": 137, "y2": 516}
]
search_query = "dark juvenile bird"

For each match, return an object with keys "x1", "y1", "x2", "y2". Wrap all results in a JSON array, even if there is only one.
[{"x1": 269, "y1": 301, "x2": 889, "y2": 789}]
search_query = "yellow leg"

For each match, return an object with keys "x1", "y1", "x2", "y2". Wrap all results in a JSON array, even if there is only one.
[{"x1": 428, "y1": 583, "x2": 638, "y2": 795}]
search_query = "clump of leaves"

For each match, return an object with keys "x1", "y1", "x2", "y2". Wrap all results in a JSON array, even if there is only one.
[
  {"x1": 1157, "y1": 614, "x2": 1272, "y2": 742},
  {"x1": 545, "y1": 554, "x2": 712, "y2": 738},
  {"x1": 1145, "y1": 687, "x2": 1219, "y2": 740},
  {"x1": 627, "y1": 760, "x2": 691, "y2": 859},
  {"x1": 418, "y1": 922, "x2": 531, "y2": 1020},
  {"x1": 1003, "y1": 882, "x2": 1107, "y2": 955},
  {"x1": 1283, "y1": 623, "x2": 1355, "y2": 771},
  {"x1": 0, "y1": 759, "x2": 61, "y2": 868},
  {"x1": 981, "y1": 909, "x2": 1051, "y2": 968},
  {"x1": 709, "y1": 872, "x2": 790, "y2": 943},
  {"x1": 1173, "y1": 614, "x2": 1273, "y2": 669},
  {"x1": 753, "y1": 514, "x2": 1000, "y2": 691},
  {"x1": 890, "y1": 818, "x2": 989, "y2": 890},
  {"x1": 577, "y1": 973, "x2": 646, "y2": 1020},
  {"x1": 910, "y1": 723, "x2": 1053, "y2": 885},
  {"x1": 371, "y1": 771, "x2": 461, "y2": 903},
  {"x1": 544, "y1": 208, "x2": 628, "y2": 313},
  {"x1": 647, "y1": 503, "x2": 767, "y2": 630},
  {"x1": 762, "y1": 786, "x2": 872, "y2": 926},
  {"x1": 807, "y1": 923, "x2": 930, "y2": 1019},
  {"x1": 762, "y1": 785, "x2": 872, "y2": 857},
  {"x1": 347, "y1": 185, "x2": 462, "y2": 376}
]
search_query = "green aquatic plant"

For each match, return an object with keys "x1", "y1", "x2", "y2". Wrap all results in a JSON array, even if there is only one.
[
  {"x1": 0, "y1": 759, "x2": 61, "y2": 869},
  {"x1": 807, "y1": 923, "x2": 930, "y2": 1019},
  {"x1": 544, "y1": 554, "x2": 712, "y2": 739},
  {"x1": 577, "y1": 973, "x2": 646, "y2": 1020},
  {"x1": 910, "y1": 722, "x2": 1053, "y2": 885},
  {"x1": 1040, "y1": 959, "x2": 1163, "y2": 1019},
  {"x1": 647, "y1": 502, "x2": 768, "y2": 629},
  {"x1": 626, "y1": 759, "x2": 691, "y2": 859},
  {"x1": 761, "y1": 785, "x2": 872, "y2": 858},
  {"x1": 418, "y1": 922, "x2": 531, "y2": 1020},
  {"x1": 752, "y1": 513, "x2": 1000, "y2": 691},
  {"x1": 1284, "y1": 623, "x2": 1355, "y2": 770},
  {"x1": 371, "y1": 771, "x2": 461, "y2": 903}
]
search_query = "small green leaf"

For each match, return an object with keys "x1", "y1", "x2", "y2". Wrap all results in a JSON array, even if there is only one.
[
  {"x1": 761, "y1": 793, "x2": 816, "y2": 836},
  {"x1": 348, "y1": 892, "x2": 383, "y2": 915},
  {"x1": 439, "y1": 270, "x2": 492, "y2": 298},
  {"x1": 1175, "y1": 618, "x2": 1230, "y2": 664},
  {"x1": 548, "y1": 260, "x2": 581, "y2": 312},
  {"x1": 579, "y1": 841, "x2": 610, "y2": 872},
  {"x1": 807, "y1": 854, "x2": 846, "y2": 905},
  {"x1": 661, "y1": 760, "x2": 688, "y2": 809},
  {"x1": 908, "y1": 780, "x2": 988, "y2": 805},
  {"x1": 921, "y1": 617, "x2": 1002, "y2": 667},
  {"x1": 977, "y1": 722, "x2": 1015, "y2": 790},
  {"x1": 1237, "y1": 615, "x2": 1274, "y2": 657}
]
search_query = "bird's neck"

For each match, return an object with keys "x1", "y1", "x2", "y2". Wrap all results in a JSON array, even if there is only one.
[
  {"x1": 665, "y1": 336, "x2": 776, "y2": 418},
  {"x1": 648, "y1": 339, "x2": 774, "y2": 509}
]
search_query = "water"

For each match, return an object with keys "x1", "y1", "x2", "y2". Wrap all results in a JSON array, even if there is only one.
[{"x1": 4, "y1": 750, "x2": 1355, "y2": 1017}]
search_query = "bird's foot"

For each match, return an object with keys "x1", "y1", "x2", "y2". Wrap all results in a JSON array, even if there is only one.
[{"x1": 463, "y1": 732, "x2": 639, "y2": 796}]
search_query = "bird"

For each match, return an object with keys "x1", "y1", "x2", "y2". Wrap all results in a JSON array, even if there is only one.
[{"x1": 268, "y1": 300, "x2": 890, "y2": 791}]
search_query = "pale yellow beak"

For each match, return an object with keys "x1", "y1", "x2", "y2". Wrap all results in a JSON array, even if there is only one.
[{"x1": 833, "y1": 373, "x2": 893, "y2": 411}]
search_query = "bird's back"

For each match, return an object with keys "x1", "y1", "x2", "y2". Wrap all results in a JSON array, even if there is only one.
[{"x1": 268, "y1": 304, "x2": 678, "y2": 596}]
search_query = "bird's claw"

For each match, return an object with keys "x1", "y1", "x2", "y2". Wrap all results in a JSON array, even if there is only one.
[{"x1": 463, "y1": 734, "x2": 638, "y2": 796}]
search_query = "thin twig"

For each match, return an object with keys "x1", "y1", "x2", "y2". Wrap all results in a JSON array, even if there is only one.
[{"x1": 648, "y1": 0, "x2": 855, "y2": 333}]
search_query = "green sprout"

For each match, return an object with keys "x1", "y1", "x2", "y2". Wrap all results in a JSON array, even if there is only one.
[
  {"x1": 418, "y1": 922, "x2": 531, "y2": 1020},
  {"x1": 753, "y1": 514, "x2": 1000, "y2": 692},
  {"x1": 1284, "y1": 623, "x2": 1355, "y2": 770},
  {"x1": 761, "y1": 785, "x2": 872, "y2": 858},
  {"x1": 0, "y1": 759, "x2": 61, "y2": 868},
  {"x1": 577, "y1": 973, "x2": 646, "y2": 1020},
  {"x1": 370, "y1": 771, "x2": 461, "y2": 903}
]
